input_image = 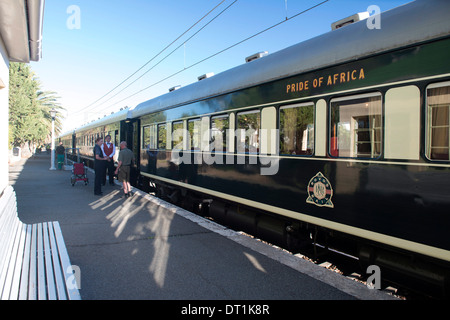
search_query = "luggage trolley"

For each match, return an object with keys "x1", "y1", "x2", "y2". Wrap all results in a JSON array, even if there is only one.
[{"x1": 71, "y1": 163, "x2": 89, "y2": 186}]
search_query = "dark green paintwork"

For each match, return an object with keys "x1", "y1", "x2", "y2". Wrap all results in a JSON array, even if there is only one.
[{"x1": 139, "y1": 38, "x2": 450, "y2": 253}]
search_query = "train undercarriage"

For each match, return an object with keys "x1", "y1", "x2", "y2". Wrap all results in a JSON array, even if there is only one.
[
  {"x1": 145, "y1": 178, "x2": 450, "y2": 299},
  {"x1": 62, "y1": 153, "x2": 450, "y2": 299}
]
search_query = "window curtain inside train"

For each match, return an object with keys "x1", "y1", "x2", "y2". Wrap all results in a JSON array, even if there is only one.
[{"x1": 427, "y1": 85, "x2": 450, "y2": 161}]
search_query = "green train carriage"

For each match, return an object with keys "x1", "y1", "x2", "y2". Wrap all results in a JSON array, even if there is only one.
[{"x1": 59, "y1": 0, "x2": 450, "y2": 296}]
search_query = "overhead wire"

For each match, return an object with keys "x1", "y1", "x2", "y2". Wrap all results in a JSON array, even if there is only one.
[
  {"x1": 74, "y1": 0, "x2": 228, "y2": 116},
  {"x1": 107, "y1": 0, "x2": 330, "y2": 107},
  {"x1": 93, "y1": 0, "x2": 239, "y2": 112}
]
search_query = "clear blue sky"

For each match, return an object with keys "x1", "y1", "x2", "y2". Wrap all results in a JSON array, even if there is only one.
[{"x1": 30, "y1": 0, "x2": 412, "y2": 133}]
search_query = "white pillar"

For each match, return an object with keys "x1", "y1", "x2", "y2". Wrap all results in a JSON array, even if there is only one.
[{"x1": 50, "y1": 110, "x2": 56, "y2": 170}]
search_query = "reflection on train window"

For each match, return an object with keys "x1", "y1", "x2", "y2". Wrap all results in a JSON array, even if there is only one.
[
  {"x1": 172, "y1": 121, "x2": 184, "y2": 150},
  {"x1": 157, "y1": 123, "x2": 167, "y2": 150},
  {"x1": 427, "y1": 83, "x2": 450, "y2": 161},
  {"x1": 211, "y1": 115, "x2": 229, "y2": 152},
  {"x1": 188, "y1": 118, "x2": 201, "y2": 150},
  {"x1": 114, "y1": 130, "x2": 119, "y2": 146},
  {"x1": 330, "y1": 93, "x2": 382, "y2": 158},
  {"x1": 237, "y1": 110, "x2": 260, "y2": 154},
  {"x1": 142, "y1": 126, "x2": 150, "y2": 149},
  {"x1": 149, "y1": 125, "x2": 157, "y2": 149},
  {"x1": 279, "y1": 103, "x2": 314, "y2": 155},
  {"x1": 143, "y1": 125, "x2": 157, "y2": 149}
]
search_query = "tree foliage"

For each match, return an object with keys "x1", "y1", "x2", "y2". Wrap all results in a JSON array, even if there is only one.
[{"x1": 8, "y1": 62, "x2": 65, "y2": 150}]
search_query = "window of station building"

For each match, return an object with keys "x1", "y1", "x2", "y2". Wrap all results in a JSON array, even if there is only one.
[
  {"x1": 279, "y1": 103, "x2": 314, "y2": 155},
  {"x1": 330, "y1": 93, "x2": 382, "y2": 158},
  {"x1": 426, "y1": 82, "x2": 450, "y2": 161},
  {"x1": 157, "y1": 123, "x2": 167, "y2": 150},
  {"x1": 211, "y1": 115, "x2": 229, "y2": 152},
  {"x1": 188, "y1": 118, "x2": 201, "y2": 150},
  {"x1": 237, "y1": 110, "x2": 260, "y2": 154},
  {"x1": 172, "y1": 121, "x2": 184, "y2": 150}
]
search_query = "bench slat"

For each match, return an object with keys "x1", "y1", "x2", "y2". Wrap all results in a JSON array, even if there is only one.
[
  {"x1": 25, "y1": 224, "x2": 38, "y2": 299},
  {"x1": 37, "y1": 223, "x2": 47, "y2": 300},
  {"x1": 19, "y1": 225, "x2": 32, "y2": 300},
  {"x1": 52, "y1": 222, "x2": 81, "y2": 300},
  {"x1": 0, "y1": 209, "x2": 20, "y2": 278},
  {"x1": 47, "y1": 222, "x2": 68, "y2": 300},
  {"x1": 0, "y1": 220, "x2": 22, "y2": 300},
  {"x1": 9, "y1": 224, "x2": 27, "y2": 299},
  {"x1": 0, "y1": 191, "x2": 15, "y2": 248},
  {"x1": 43, "y1": 223, "x2": 57, "y2": 300}
]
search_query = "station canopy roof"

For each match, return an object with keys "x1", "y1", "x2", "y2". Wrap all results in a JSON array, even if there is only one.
[{"x1": 0, "y1": 0, "x2": 45, "y2": 63}]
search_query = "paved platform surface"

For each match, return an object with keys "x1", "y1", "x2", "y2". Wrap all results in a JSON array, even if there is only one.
[{"x1": 8, "y1": 154, "x2": 396, "y2": 301}]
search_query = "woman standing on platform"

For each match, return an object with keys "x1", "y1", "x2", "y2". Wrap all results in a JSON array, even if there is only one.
[{"x1": 94, "y1": 137, "x2": 108, "y2": 196}]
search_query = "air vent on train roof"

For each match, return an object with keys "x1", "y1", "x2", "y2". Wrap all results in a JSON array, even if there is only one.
[
  {"x1": 169, "y1": 85, "x2": 181, "y2": 92},
  {"x1": 331, "y1": 12, "x2": 370, "y2": 30},
  {"x1": 198, "y1": 72, "x2": 214, "y2": 81},
  {"x1": 245, "y1": 51, "x2": 268, "y2": 63}
]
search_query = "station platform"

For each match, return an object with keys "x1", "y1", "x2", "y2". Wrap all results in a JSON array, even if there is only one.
[{"x1": 8, "y1": 154, "x2": 396, "y2": 302}]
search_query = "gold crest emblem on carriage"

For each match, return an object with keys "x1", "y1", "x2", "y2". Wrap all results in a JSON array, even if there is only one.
[{"x1": 306, "y1": 172, "x2": 334, "y2": 208}]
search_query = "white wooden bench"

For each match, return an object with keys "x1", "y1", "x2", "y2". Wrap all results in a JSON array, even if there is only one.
[{"x1": 0, "y1": 186, "x2": 81, "y2": 300}]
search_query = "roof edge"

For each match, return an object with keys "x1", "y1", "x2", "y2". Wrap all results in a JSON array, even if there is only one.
[{"x1": 0, "y1": 0, "x2": 45, "y2": 63}]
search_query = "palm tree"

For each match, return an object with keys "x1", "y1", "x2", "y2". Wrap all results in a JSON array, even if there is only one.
[
  {"x1": 37, "y1": 89, "x2": 65, "y2": 136},
  {"x1": 9, "y1": 62, "x2": 65, "y2": 154}
]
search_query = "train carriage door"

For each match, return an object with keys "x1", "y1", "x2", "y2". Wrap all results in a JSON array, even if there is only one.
[
  {"x1": 72, "y1": 132, "x2": 76, "y2": 157},
  {"x1": 120, "y1": 119, "x2": 141, "y2": 187}
]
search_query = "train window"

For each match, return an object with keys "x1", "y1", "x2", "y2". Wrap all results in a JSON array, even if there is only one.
[
  {"x1": 149, "y1": 125, "x2": 157, "y2": 149},
  {"x1": 142, "y1": 124, "x2": 158, "y2": 150},
  {"x1": 330, "y1": 93, "x2": 382, "y2": 158},
  {"x1": 157, "y1": 124, "x2": 167, "y2": 150},
  {"x1": 426, "y1": 82, "x2": 450, "y2": 161},
  {"x1": 114, "y1": 130, "x2": 119, "y2": 146},
  {"x1": 188, "y1": 118, "x2": 201, "y2": 150},
  {"x1": 211, "y1": 115, "x2": 229, "y2": 152},
  {"x1": 172, "y1": 121, "x2": 184, "y2": 150},
  {"x1": 142, "y1": 126, "x2": 150, "y2": 149},
  {"x1": 237, "y1": 110, "x2": 260, "y2": 154},
  {"x1": 279, "y1": 103, "x2": 314, "y2": 155}
]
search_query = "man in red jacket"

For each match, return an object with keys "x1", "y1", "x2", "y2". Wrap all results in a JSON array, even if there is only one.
[{"x1": 101, "y1": 134, "x2": 116, "y2": 186}]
